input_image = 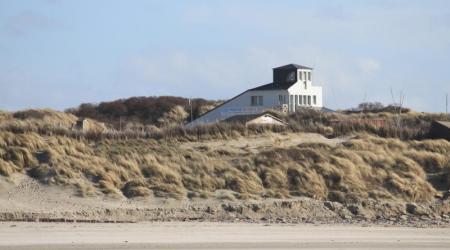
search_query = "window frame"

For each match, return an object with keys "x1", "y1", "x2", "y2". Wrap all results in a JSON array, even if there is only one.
[
  {"x1": 251, "y1": 95, "x2": 263, "y2": 106},
  {"x1": 251, "y1": 96, "x2": 258, "y2": 106}
]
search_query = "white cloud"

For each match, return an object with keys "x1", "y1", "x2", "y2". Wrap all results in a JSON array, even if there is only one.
[
  {"x1": 1, "y1": 1, "x2": 449, "y2": 112},
  {"x1": 113, "y1": 46, "x2": 379, "y2": 111},
  {"x1": 357, "y1": 58, "x2": 381, "y2": 74}
]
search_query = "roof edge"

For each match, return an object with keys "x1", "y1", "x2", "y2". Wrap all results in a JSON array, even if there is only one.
[
  {"x1": 273, "y1": 64, "x2": 313, "y2": 70},
  {"x1": 187, "y1": 89, "x2": 249, "y2": 124}
]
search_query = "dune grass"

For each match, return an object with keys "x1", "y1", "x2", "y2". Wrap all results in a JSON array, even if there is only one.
[
  {"x1": 1, "y1": 109, "x2": 449, "y2": 203},
  {"x1": 1, "y1": 130, "x2": 449, "y2": 202},
  {"x1": 3, "y1": 108, "x2": 450, "y2": 142}
]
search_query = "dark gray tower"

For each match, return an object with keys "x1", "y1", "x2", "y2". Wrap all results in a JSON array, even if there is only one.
[{"x1": 272, "y1": 64, "x2": 312, "y2": 84}]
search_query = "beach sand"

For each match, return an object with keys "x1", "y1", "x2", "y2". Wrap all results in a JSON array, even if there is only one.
[{"x1": 0, "y1": 222, "x2": 449, "y2": 249}]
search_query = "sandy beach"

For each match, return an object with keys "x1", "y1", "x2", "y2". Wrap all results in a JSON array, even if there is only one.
[{"x1": 0, "y1": 222, "x2": 450, "y2": 249}]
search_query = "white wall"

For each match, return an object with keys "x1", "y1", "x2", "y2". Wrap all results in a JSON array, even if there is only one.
[
  {"x1": 189, "y1": 68, "x2": 324, "y2": 126},
  {"x1": 189, "y1": 89, "x2": 287, "y2": 126},
  {"x1": 287, "y1": 69, "x2": 323, "y2": 111}
]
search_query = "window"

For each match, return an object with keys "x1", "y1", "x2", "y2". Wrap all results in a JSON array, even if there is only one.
[
  {"x1": 251, "y1": 96, "x2": 263, "y2": 106},
  {"x1": 308, "y1": 96, "x2": 311, "y2": 105},
  {"x1": 279, "y1": 95, "x2": 283, "y2": 105},
  {"x1": 295, "y1": 95, "x2": 298, "y2": 106},
  {"x1": 299, "y1": 71, "x2": 302, "y2": 80},
  {"x1": 307, "y1": 72, "x2": 311, "y2": 81},
  {"x1": 303, "y1": 95, "x2": 306, "y2": 105},
  {"x1": 299, "y1": 95, "x2": 303, "y2": 105},
  {"x1": 251, "y1": 96, "x2": 258, "y2": 106},
  {"x1": 313, "y1": 95, "x2": 317, "y2": 105}
]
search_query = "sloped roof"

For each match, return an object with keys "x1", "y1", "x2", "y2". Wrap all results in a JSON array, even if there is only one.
[
  {"x1": 430, "y1": 120, "x2": 450, "y2": 141},
  {"x1": 189, "y1": 80, "x2": 290, "y2": 122},
  {"x1": 435, "y1": 121, "x2": 450, "y2": 129},
  {"x1": 248, "y1": 64, "x2": 313, "y2": 91},
  {"x1": 224, "y1": 112, "x2": 287, "y2": 125},
  {"x1": 248, "y1": 82, "x2": 294, "y2": 91},
  {"x1": 188, "y1": 64, "x2": 313, "y2": 124},
  {"x1": 273, "y1": 64, "x2": 313, "y2": 70}
]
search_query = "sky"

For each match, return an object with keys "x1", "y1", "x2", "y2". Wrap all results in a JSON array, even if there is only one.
[{"x1": 1, "y1": 0, "x2": 450, "y2": 112}]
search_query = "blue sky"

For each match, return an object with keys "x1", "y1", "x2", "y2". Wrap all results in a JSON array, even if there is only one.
[{"x1": 1, "y1": 0, "x2": 450, "y2": 112}]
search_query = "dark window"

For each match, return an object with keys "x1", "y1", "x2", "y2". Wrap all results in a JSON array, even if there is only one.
[
  {"x1": 251, "y1": 96, "x2": 258, "y2": 106},
  {"x1": 313, "y1": 95, "x2": 317, "y2": 105},
  {"x1": 251, "y1": 96, "x2": 263, "y2": 106}
]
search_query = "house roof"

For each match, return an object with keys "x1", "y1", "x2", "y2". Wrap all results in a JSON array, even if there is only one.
[
  {"x1": 273, "y1": 64, "x2": 313, "y2": 70},
  {"x1": 188, "y1": 63, "x2": 313, "y2": 124},
  {"x1": 224, "y1": 112, "x2": 287, "y2": 125},
  {"x1": 187, "y1": 91, "x2": 248, "y2": 124},
  {"x1": 434, "y1": 121, "x2": 450, "y2": 129},
  {"x1": 248, "y1": 82, "x2": 294, "y2": 91},
  {"x1": 248, "y1": 64, "x2": 313, "y2": 91}
]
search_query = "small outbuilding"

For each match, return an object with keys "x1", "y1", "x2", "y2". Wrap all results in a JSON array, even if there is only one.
[
  {"x1": 74, "y1": 118, "x2": 88, "y2": 130},
  {"x1": 73, "y1": 118, "x2": 107, "y2": 132},
  {"x1": 224, "y1": 112, "x2": 288, "y2": 126},
  {"x1": 430, "y1": 121, "x2": 450, "y2": 141}
]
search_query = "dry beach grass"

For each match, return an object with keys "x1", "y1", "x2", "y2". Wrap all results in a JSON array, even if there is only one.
[{"x1": 1, "y1": 109, "x2": 449, "y2": 204}]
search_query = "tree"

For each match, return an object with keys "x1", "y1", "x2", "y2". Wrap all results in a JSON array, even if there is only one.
[
  {"x1": 75, "y1": 103, "x2": 98, "y2": 118},
  {"x1": 358, "y1": 102, "x2": 384, "y2": 111}
]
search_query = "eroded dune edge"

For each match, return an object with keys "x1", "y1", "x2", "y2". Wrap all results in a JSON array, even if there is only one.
[{"x1": 1, "y1": 110, "x2": 450, "y2": 226}]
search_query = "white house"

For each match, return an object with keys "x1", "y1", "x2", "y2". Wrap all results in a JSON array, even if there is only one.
[{"x1": 189, "y1": 64, "x2": 323, "y2": 126}]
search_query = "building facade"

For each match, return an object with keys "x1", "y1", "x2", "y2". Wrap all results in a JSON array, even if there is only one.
[{"x1": 189, "y1": 64, "x2": 323, "y2": 126}]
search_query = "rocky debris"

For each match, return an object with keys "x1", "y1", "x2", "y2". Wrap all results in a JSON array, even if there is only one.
[
  {"x1": 0, "y1": 197, "x2": 449, "y2": 227},
  {"x1": 323, "y1": 201, "x2": 336, "y2": 211},
  {"x1": 347, "y1": 204, "x2": 361, "y2": 215},
  {"x1": 406, "y1": 203, "x2": 429, "y2": 216}
]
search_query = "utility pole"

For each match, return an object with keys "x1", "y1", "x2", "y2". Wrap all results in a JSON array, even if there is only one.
[{"x1": 189, "y1": 98, "x2": 193, "y2": 123}]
